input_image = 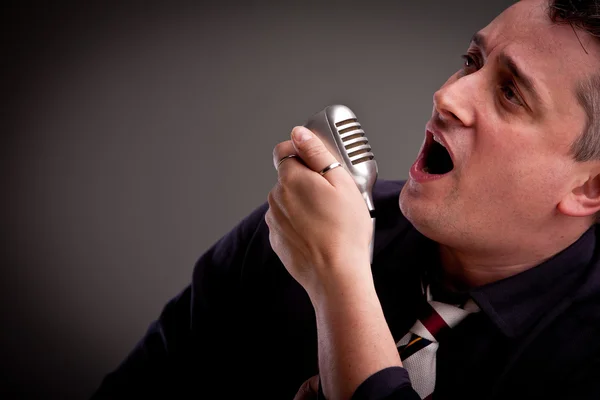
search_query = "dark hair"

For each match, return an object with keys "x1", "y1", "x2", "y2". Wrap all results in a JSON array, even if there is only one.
[
  {"x1": 550, "y1": 0, "x2": 600, "y2": 38},
  {"x1": 549, "y1": 0, "x2": 600, "y2": 162}
]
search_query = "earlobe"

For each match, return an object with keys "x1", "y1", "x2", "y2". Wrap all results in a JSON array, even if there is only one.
[{"x1": 557, "y1": 174, "x2": 600, "y2": 217}]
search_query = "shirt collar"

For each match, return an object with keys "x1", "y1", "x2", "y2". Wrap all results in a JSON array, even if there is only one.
[{"x1": 469, "y1": 226, "x2": 597, "y2": 338}]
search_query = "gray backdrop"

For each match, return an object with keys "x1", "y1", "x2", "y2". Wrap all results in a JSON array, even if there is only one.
[{"x1": 2, "y1": 0, "x2": 514, "y2": 398}]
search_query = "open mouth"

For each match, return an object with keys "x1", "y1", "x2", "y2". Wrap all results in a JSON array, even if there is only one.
[{"x1": 421, "y1": 132, "x2": 454, "y2": 175}]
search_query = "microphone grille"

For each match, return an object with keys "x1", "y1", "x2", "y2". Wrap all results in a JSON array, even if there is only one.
[{"x1": 334, "y1": 118, "x2": 374, "y2": 165}]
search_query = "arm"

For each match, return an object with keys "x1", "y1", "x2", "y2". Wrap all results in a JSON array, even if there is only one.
[
  {"x1": 297, "y1": 274, "x2": 420, "y2": 400},
  {"x1": 268, "y1": 126, "x2": 419, "y2": 400},
  {"x1": 311, "y1": 260, "x2": 404, "y2": 400}
]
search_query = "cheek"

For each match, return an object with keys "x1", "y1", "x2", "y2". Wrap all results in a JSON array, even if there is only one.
[
  {"x1": 462, "y1": 131, "x2": 567, "y2": 204},
  {"x1": 469, "y1": 143, "x2": 571, "y2": 215},
  {"x1": 461, "y1": 130, "x2": 523, "y2": 184}
]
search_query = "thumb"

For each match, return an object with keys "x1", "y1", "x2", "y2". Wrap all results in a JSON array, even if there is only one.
[{"x1": 291, "y1": 126, "x2": 344, "y2": 180}]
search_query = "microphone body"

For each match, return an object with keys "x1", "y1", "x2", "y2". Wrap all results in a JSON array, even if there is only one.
[{"x1": 303, "y1": 104, "x2": 378, "y2": 264}]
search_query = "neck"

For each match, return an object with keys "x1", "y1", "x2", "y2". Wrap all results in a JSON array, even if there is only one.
[
  {"x1": 438, "y1": 223, "x2": 594, "y2": 290},
  {"x1": 438, "y1": 247, "x2": 540, "y2": 290}
]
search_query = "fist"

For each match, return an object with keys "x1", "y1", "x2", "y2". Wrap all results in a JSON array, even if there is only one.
[{"x1": 265, "y1": 126, "x2": 373, "y2": 298}]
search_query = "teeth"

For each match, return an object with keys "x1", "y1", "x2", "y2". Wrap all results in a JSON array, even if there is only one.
[{"x1": 433, "y1": 134, "x2": 446, "y2": 147}]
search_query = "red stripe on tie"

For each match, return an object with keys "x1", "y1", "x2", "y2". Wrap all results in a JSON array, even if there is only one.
[{"x1": 420, "y1": 301, "x2": 450, "y2": 341}]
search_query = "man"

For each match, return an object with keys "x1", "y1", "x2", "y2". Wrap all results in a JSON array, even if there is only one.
[{"x1": 92, "y1": 0, "x2": 600, "y2": 399}]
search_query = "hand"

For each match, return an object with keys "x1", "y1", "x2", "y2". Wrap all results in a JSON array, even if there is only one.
[
  {"x1": 293, "y1": 375, "x2": 320, "y2": 400},
  {"x1": 265, "y1": 125, "x2": 373, "y2": 299}
]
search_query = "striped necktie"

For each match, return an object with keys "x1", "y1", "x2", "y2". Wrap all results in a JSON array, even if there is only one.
[{"x1": 396, "y1": 284, "x2": 480, "y2": 399}]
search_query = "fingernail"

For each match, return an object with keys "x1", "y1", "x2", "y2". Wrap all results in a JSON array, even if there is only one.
[{"x1": 292, "y1": 127, "x2": 312, "y2": 143}]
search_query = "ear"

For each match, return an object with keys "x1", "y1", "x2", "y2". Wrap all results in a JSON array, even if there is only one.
[{"x1": 557, "y1": 173, "x2": 600, "y2": 217}]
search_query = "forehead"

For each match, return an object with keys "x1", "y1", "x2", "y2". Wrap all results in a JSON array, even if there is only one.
[{"x1": 480, "y1": 0, "x2": 600, "y2": 106}]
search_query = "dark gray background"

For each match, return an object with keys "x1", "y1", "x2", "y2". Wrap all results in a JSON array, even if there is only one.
[{"x1": 2, "y1": 0, "x2": 514, "y2": 398}]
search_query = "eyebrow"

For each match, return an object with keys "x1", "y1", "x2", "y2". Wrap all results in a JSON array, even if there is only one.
[{"x1": 470, "y1": 32, "x2": 543, "y2": 107}]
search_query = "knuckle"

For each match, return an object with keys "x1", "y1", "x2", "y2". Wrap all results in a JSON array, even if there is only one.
[
  {"x1": 301, "y1": 142, "x2": 326, "y2": 160},
  {"x1": 267, "y1": 229, "x2": 276, "y2": 250},
  {"x1": 279, "y1": 169, "x2": 297, "y2": 187},
  {"x1": 267, "y1": 189, "x2": 275, "y2": 205},
  {"x1": 273, "y1": 142, "x2": 284, "y2": 158},
  {"x1": 279, "y1": 171, "x2": 291, "y2": 186},
  {"x1": 273, "y1": 141, "x2": 292, "y2": 160},
  {"x1": 265, "y1": 207, "x2": 277, "y2": 231},
  {"x1": 267, "y1": 187, "x2": 280, "y2": 208}
]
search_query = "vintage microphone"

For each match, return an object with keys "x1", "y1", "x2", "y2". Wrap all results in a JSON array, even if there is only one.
[{"x1": 303, "y1": 104, "x2": 378, "y2": 264}]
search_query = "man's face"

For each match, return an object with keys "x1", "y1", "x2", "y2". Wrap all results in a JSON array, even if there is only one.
[{"x1": 399, "y1": 0, "x2": 600, "y2": 255}]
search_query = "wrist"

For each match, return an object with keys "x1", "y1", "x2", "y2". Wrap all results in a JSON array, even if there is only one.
[
  {"x1": 307, "y1": 259, "x2": 401, "y2": 400},
  {"x1": 307, "y1": 255, "x2": 375, "y2": 312}
]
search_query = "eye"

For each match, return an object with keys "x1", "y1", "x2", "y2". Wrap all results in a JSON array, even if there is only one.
[
  {"x1": 500, "y1": 82, "x2": 524, "y2": 106},
  {"x1": 460, "y1": 54, "x2": 479, "y2": 73}
]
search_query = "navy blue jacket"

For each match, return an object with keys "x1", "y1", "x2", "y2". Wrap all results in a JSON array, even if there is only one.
[{"x1": 92, "y1": 180, "x2": 600, "y2": 399}]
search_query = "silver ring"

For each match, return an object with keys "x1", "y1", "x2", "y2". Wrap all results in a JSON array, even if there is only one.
[
  {"x1": 319, "y1": 162, "x2": 342, "y2": 176},
  {"x1": 276, "y1": 154, "x2": 298, "y2": 169}
]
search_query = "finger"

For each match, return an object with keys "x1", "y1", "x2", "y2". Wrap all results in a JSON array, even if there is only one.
[
  {"x1": 292, "y1": 375, "x2": 319, "y2": 400},
  {"x1": 272, "y1": 140, "x2": 298, "y2": 171},
  {"x1": 272, "y1": 141, "x2": 309, "y2": 199},
  {"x1": 307, "y1": 375, "x2": 319, "y2": 393},
  {"x1": 265, "y1": 200, "x2": 286, "y2": 255},
  {"x1": 266, "y1": 186, "x2": 295, "y2": 249},
  {"x1": 266, "y1": 186, "x2": 286, "y2": 229},
  {"x1": 267, "y1": 178, "x2": 299, "y2": 223},
  {"x1": 290, "y1": 126, "x2": 347, "y2": 185},
  {"x1": 265, "y1": 208, "x2": 282, "y2": 254}
]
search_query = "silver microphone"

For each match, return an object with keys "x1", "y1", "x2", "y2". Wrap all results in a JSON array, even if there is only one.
[{"x1": 303, "y1": 104, "x2": 378, "y2": 264}]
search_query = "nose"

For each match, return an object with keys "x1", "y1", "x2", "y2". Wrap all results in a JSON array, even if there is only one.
[{"x1": 433, "y1": 74, "x2": 476, "y2": 127}]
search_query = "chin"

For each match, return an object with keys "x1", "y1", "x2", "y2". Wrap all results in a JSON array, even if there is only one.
[
  {"x1": 400, "y1": 184, "x2": 432, "y2": 233},
  {"x1": 400, "y1": 184, "x2": 494, "y2": 254},
  {"x1": 399, "y1": 182, "x2": 452, "y2": 244}
]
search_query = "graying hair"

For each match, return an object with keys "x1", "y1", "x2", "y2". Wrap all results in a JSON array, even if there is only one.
[{"x1": 571, "y1": 74, "x2": 600, "y2": 162}]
